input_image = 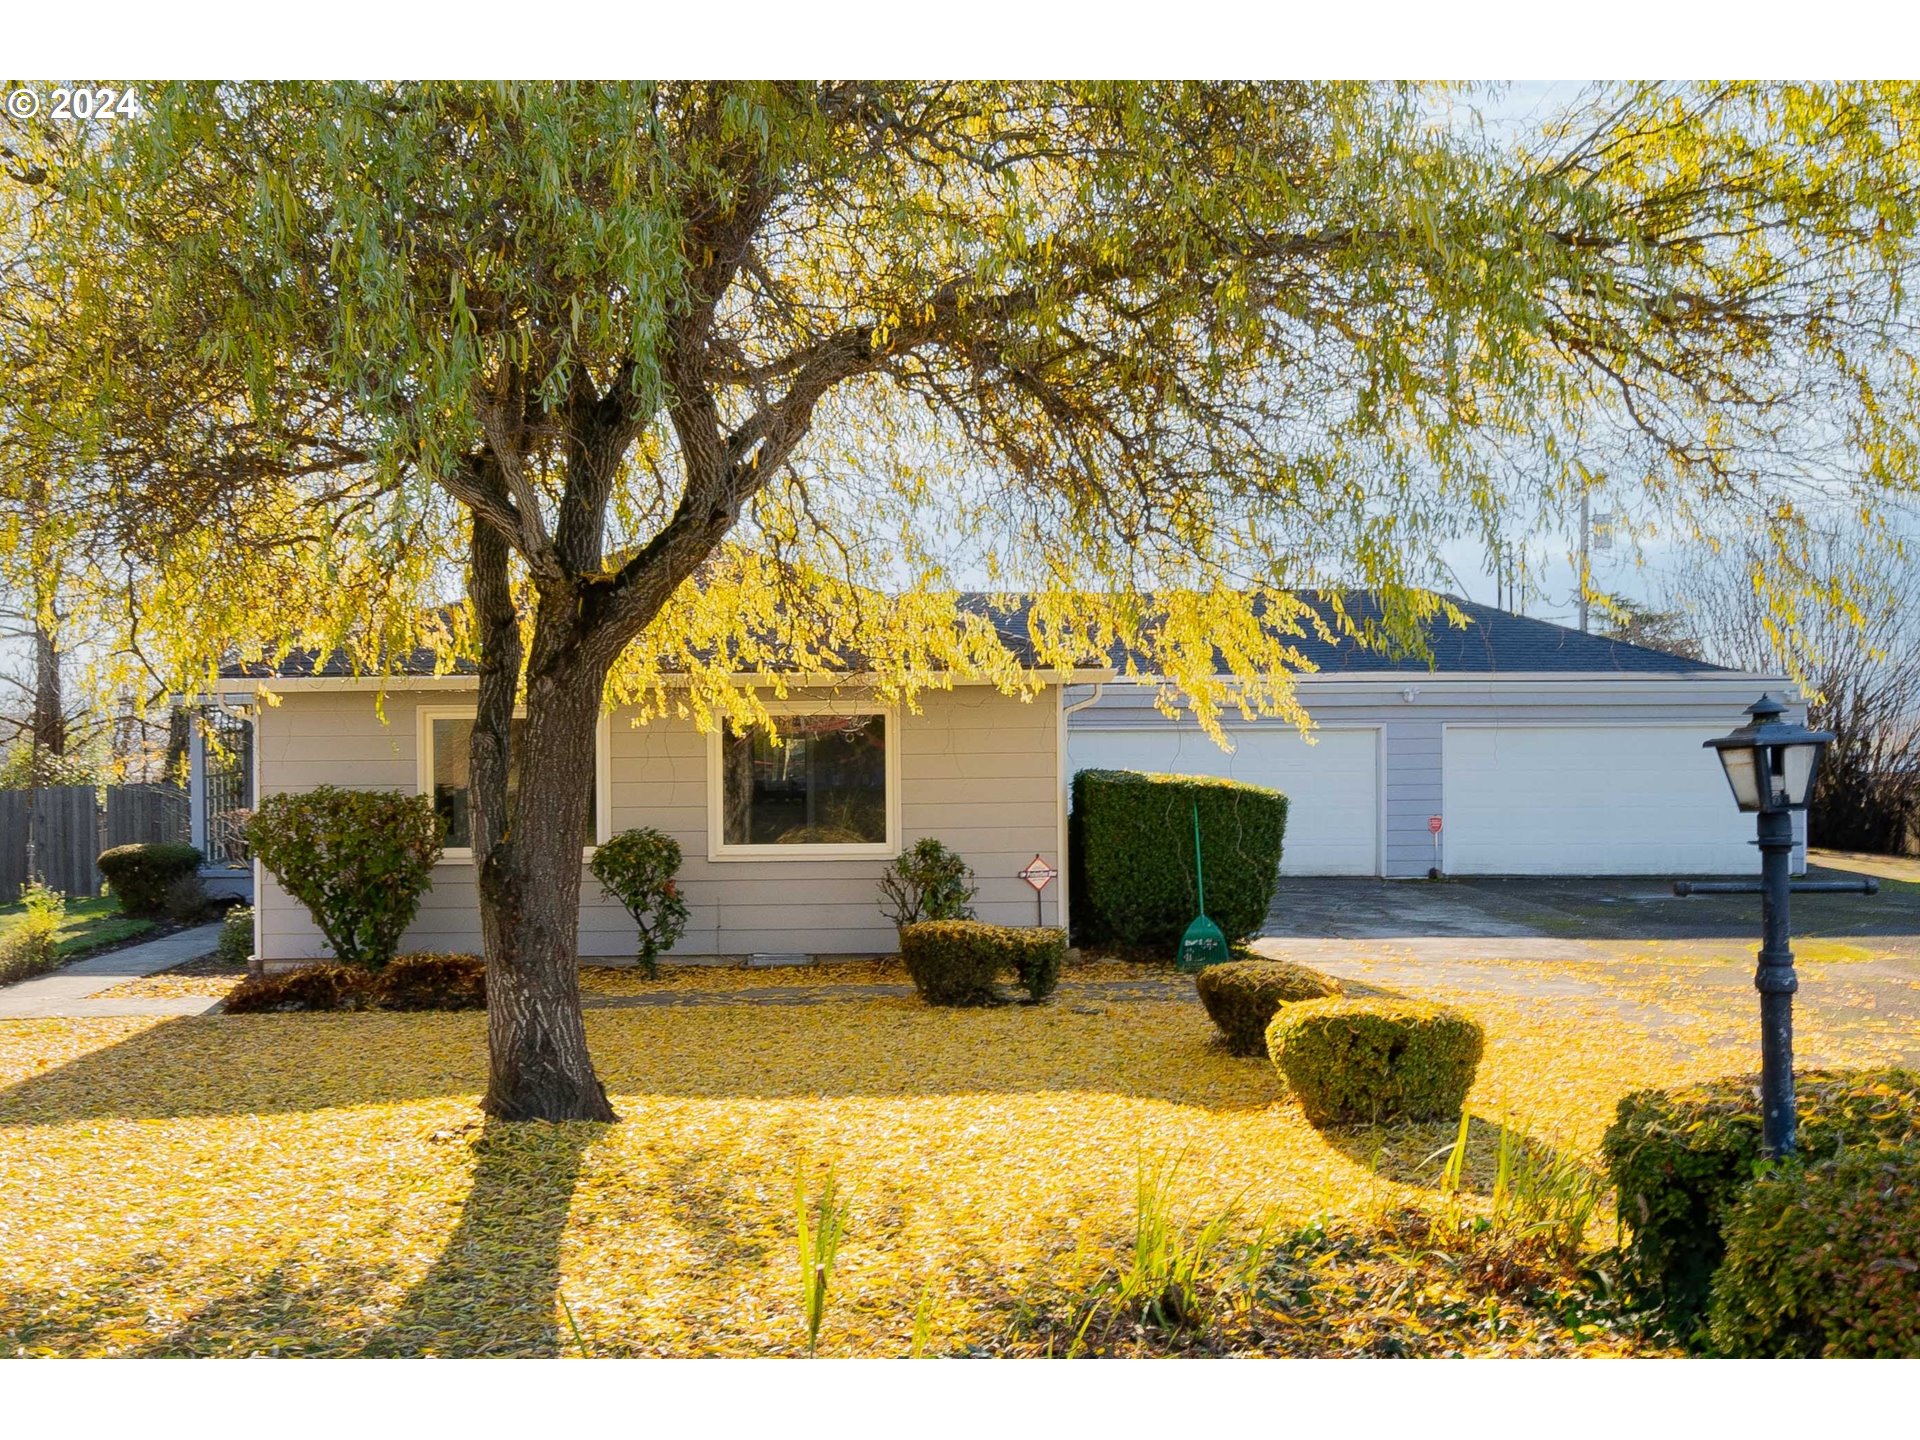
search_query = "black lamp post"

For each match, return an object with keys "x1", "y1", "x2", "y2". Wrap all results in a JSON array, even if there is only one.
[{"x1": 1703, "y1": 694, "x2": 1835, "y2": 1157}]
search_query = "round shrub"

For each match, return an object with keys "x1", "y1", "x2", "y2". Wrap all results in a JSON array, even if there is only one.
[
  {"x1": 96, "y1": 842, "x2": 204, "y2": 917},
  {"x1": 1069, "y1": 769, "x2": 1287, "y2": 949},
  {"x1": 244, "y1": 786, "x2": 442, "y2": 969},
  {"x1": 900, "y1": 920, "x2": 1067, "y2": 1006},
  {"x1": 1601, "y1": 1067, "x2": 1920, "y2": 1330},
  {"x1": 370, "y1": 952, "x2": 486, "y2": 1011},
  {"x1": 1709, "y1": 1145, "x2": 1920, "y2": 1357},
  {"x1": 589, "y1": 827, "x2": 689, "y2": 978},
  {"x1": 216, "y1": 906, "x2": 254, "y2": 968},
  {"x1": 223, "y1": 964, "x2": 369, "y2": 1013},
  {"x1": 1267, "y1": 997, "x2": 1484, "y2": 1125},
  {"x1": 1195, "y1": 958, "x2": 1339, "y2": 1056}
]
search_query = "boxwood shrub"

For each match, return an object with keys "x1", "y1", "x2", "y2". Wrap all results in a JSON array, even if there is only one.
[
  {"x1": 1601, "y1": 1067, "x2": 1920, "y2": 1331},
  {"x1": 1267, "y1": 997, "x2": 1484, "y2": 1125},
  {"x1": 96, "y1": 842, "x2": 204, "y2": 917},
  {"x1": 1708, "y1": 1144, "x2": 1920, "y2": 1357},
  {"x1": 899, "y1": 920, "x2": 1067, "y2": 1006},
  {"x1": 244, "y1": 787, "x2": 442, "y2": 969},
  {"x1": 1069, "y1": 769, "x2": 1286, "y2": 949},
  {"x1": 1194, "y1": 958, "x2": 1339, "y2": 1056}
]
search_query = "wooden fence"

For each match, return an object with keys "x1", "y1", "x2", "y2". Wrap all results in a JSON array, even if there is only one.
[{"x1": 0, "y1": 783, "x2": 190, "y2": 900}]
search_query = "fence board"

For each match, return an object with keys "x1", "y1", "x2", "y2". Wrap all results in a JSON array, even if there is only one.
[
  {"x1": 1, "y1": 784, "x2": 188, "y2": 901},
  {"x1": 104, "y1": 784, "x2": 190, "y2": 850},
  {"x1": 0, "y1": 792, "x2": 25, "y2": 899}
]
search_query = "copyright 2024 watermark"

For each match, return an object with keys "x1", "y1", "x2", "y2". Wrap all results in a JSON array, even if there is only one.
[{"x1": 7, "y1": 86, "x2": 143, "y2": 121}]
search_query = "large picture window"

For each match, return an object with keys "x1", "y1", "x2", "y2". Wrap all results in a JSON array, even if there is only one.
[
  {"x1": 711, "y1": 709, "x2": 895, "y2": 858},
  {"x1": 418, "y1": 707, "x2": 610, "y2": 858}
]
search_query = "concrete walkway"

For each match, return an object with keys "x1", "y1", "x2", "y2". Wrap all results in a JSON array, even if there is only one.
[{"x1": 0, "y1": 923, "x2": 225, "y2": 1019}]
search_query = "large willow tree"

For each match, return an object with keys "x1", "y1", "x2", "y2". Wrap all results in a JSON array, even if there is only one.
[{"x1": 8, "y1": 82, "x2": 1918, "y2": 1119}]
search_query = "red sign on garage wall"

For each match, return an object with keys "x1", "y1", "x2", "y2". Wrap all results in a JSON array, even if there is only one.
[{"x1": 1429, "y1": 815, "x2": 1443, "y2": 834}]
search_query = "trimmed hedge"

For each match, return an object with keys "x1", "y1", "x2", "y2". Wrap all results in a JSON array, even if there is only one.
[
  {"x1": 899, "y1": 921, "x2": 1067, "y2": 1006},
  {"x1": 1267, "y1": 997, "x2": 1484, "y2": 1125},
  {"x1": 97, "y1": 842, "x2": 204, "y2": 917},
  {"x1": 223, "y1": 952, "x2": 486, "y2": 1013},
  {"x1": 1069, "y1": 769, "x2": 1286, "y2": 949},
  {"x1": 1601, "y1": 1067, "x2": 1920, "y2": 1330},
  {"x1": 245, "y1": 787, "x2": 442, "y2": 969},
  {"x1": 1709, "y1": 1144, "x2": 1920, "y2": 1357},
  {"x1": 1195, "y1": 958, "x2": 1339, "y2": 1056}
]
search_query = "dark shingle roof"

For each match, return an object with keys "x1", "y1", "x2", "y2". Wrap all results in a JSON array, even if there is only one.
[
  {"x1": 220, "y1": 591, "x2": 1725, "y2": 680},
  {"x1": 1238, "y1": 593, "x2": 1728, "y2": 676}
]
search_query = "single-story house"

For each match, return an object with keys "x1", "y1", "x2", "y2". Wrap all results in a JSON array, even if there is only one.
[{"x1": 192, "y1": 593, "x2": 1800, "y2": 964}]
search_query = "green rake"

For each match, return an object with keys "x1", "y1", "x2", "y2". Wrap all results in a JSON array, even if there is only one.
[{"x1": 1177, "y1": 801, "x2": 1229, "y2": 972}]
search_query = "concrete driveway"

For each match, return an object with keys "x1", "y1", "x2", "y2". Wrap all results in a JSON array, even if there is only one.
[
  {"x1": 1263, "y1": 852, "x2": 1920, "y2": 952},
  {"x1": 1250, "y1": 851, "x2": 1920, "y2": 1069}
]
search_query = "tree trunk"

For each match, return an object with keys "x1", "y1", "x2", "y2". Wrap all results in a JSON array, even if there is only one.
[
  {"x1": 469, "y1": 538, "x2": 616, "y2": 1123},
  {"x1": 30, "y1": 622, "x2": 64, "y2": 756}
]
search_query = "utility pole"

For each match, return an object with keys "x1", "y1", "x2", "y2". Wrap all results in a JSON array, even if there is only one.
[{"x1": 1578, "y1": 490, "x2": 1591, "y2": 634}]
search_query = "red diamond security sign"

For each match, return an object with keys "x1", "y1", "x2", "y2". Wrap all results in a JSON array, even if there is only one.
[{"x1": 1019, "y1": 855, "x2": 1058, "y2": 890}]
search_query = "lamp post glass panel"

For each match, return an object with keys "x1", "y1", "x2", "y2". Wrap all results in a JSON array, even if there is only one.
[{"x1": 1703, "y1": 695, "x2": 1835, "y2": 1157}]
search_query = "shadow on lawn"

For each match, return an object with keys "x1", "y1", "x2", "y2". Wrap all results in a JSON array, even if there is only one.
[
  {"x1": 1314, "y1": 1112, "x2": 1596, "y2": 1198},
  {"x1": 0, "y1": 1002, "x2": 1283, "y2": 1122},
  {"x1": 361, "y1": 1120, "x2": 604, "y2": 1358},
  {"x1": 0, "y1": 1012, "x2": 490, "y2": 1124}
]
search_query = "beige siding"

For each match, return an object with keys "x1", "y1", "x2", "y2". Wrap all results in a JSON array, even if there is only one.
[{"x1": 255, "y1": 684, "x2": 1063, "y2": 961}]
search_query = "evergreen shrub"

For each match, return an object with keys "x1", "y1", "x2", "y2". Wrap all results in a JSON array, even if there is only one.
[
  {"x1": 1069, "y1": 769, "x2": 1286, "y2": 949},
  {"x1": 97, "y1": 842, "x2": 204, "y2": 917},
  {"x1": 1195, "y1": 958, "x2": 1339, "y2": 1056},
  {"x1": 1267, "y1": 997, "x2": 1483, "y2": 1125}
]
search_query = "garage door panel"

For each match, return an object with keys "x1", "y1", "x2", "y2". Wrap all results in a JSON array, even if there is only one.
[
  {"x1": 1443, "y1": 725, "x2": 1756, "y2": 875},
  {"x1": 1069, "y1": 725, "x2": 1379, "y2": 876}
]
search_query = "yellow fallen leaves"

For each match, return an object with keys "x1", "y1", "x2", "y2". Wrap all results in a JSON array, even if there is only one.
[
  {"x1": 93, "y1": 973, "x2": 246, "y2": 1000},
  {"x1": 577, "y1": 954, "x2": 1151, "y2": 995},
  {"x1": 0, "y1": 953, "x2": 1911, "y2": 1357}
]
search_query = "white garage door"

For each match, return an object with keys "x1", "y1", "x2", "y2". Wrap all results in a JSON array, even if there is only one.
[
  {"x1": 1069, "y1": 724, "x2": 1379, "y2": 875},
  {"x1": 1442, "y1": 725, "x2": 1758, "y2": 875}
]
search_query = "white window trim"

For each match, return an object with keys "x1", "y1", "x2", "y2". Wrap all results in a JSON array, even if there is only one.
[
  {"x1": 706, "y1": 699, "x2": 900, "y2": 862},
  {"x1": 416, "y1": 704, "x2": 613, "y2": 863}
]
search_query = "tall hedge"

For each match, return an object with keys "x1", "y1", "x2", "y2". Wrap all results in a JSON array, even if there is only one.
[{"x1": 1069, "y1": 768, "x2": 1287, "y2": 948}]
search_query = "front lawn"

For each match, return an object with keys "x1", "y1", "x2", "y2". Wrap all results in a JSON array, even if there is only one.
[
  {"x1": 0, "y1": 894, "x2": 153, "y2": 966},
  {"x1": 0, "y1": 952, "x2": 1907, "y2": 1357}
]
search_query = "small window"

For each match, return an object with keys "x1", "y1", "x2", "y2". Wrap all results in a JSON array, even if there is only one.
[
  {"x1": 716, "y1": 711, "x2": 892, "y2": 854},
  {"x1": 421, "y1": 710, "x2": 605, "y2": 856}
]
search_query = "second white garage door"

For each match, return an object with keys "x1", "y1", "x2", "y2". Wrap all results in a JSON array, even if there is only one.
[
  {"x1": 1442, "y1": 725, "x2": 1759, "y2": 875},
  {"x1": 1068, "y1": 724, "x2": 1380, "y2": 875}
]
